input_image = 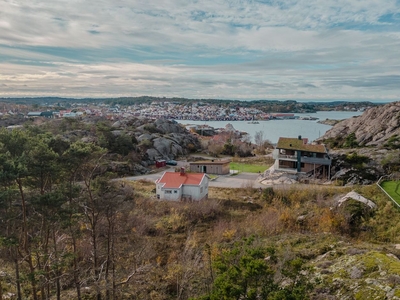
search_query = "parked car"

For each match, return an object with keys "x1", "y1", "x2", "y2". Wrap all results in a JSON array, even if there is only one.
[{"x1": 166, "y1": 160, "x2": 177, "y2": 166}]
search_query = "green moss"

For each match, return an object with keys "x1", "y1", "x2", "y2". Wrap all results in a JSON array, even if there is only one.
[
  {"x1": 394, "y1": 289, "x2": 400, "y2": 297},
  {"x1": 354, "y1": 288, "x2": 386, "y2": 300},
  {"x1": 362, "y1": 254, "x2": 380, "y2": 274},
  {"x1": 359, "y1": 251, "x2": 400, "y2": 276},
  {"x1": 333, "y1": 268, "x2": 349, "y2": 279}
]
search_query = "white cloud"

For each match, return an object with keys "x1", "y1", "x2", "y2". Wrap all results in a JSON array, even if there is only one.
[{"x1": 1, "y1": 0, "x2": 400, "y2": 100}]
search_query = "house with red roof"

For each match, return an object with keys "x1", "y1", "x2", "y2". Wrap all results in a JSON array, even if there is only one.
[
  {"x1": 155, "y1": 168, "x2": 209, "y2": 201},
  {"x1": 273, "y1": 136, "x2": 331, "y2": 179}
]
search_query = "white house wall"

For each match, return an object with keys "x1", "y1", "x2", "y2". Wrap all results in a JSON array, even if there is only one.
[
  {"x1": 182, "y1": 178, "x2": 209, "y2": 201},
  {"x1": 181, "y1": 185, "x2": 200, "y2": 200},
  {"x1": 159, "y1": 187, "x2": 182, "y2": 201}
]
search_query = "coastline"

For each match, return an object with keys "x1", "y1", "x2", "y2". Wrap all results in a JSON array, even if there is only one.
[{"x1": 177, "y1": 111, "x2": 363, "y2": 143}]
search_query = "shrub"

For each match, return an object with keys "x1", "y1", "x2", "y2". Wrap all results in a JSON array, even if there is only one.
[
  {"x1": 144, "y1": 124, "x2": 162, "y2": 134},
  {"x1": 139, "y1": 139, "x2": 153, "y2": 149},
  {"x1": 384, "y1": 135, "x2": 400, "y2": 149},
  {"x1": 262, "y1": 187, "x2": 275, "y2": 204},
  {"x1": 343, "y1": 132, "x2": 359, "y2": 148},
  {"x1": 344, "y1": 152, "x2": 369, "y2": 168}
]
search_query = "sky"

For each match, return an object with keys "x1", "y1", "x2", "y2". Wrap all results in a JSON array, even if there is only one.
[{"x1": 1, "y1": 0, "x2": 400, "y2": 102}]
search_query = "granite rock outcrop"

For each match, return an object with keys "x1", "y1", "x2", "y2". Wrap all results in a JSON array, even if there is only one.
[{"x1": 318, "y1": 102, "x2": 400, "y2": 147}]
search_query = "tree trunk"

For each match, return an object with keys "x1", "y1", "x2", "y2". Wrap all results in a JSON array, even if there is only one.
[
  {"x1": 52, "y1": 229, "x2": 61, "y2": 300},
  {"x1": 17, "y1": 178, "x2": 38, "y2": 300},
  {"x1": 71, "y1": 233, "x2": 82, "y2": 300},
  {"x1": 105, "y1": 220, "x2": 111, "y2": 300},
  {"x1": 14, "y1": 254, "x2": 21, "y2": 300}
]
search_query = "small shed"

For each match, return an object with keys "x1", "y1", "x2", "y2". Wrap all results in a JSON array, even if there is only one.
[
  {"x1": 156, "y1": 160, "x2": 166, "y2": 168},
  {"x1": 189, "y1": 159, "x2": 231, "y2": 175}
]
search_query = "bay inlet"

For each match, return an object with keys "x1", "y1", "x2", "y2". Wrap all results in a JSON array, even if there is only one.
[{"x1": 177, "y1": 111, "x2": 363, "y2": 144}]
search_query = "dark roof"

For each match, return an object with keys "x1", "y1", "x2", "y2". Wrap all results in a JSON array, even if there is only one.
[
  {"x1": 189, "y1": 159, "x2": 231, "y2": 165},
  {"x1": 276, "y1": 137, "x2": 327, "y2": 153},
  {"x1": 27, "y1": 111, "x2": 53, "y2": 117}
]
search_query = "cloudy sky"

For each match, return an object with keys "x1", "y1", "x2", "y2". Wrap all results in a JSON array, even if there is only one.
[{"x1": 1, "y1": 0, "x2": 400, "y2": 101}]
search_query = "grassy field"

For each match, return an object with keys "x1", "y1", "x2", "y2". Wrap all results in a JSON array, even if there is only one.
[
  {"x1": 380, "y1": 180, "x2": 400, "y2": 204},
  {"x1": 229, "y1": 162, "x2": 269, "y2": 173}
]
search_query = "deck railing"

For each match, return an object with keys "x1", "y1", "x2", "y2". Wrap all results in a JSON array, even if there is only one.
[{"x1": 273, "y1": 153, "x2": 331, "y2": 165}]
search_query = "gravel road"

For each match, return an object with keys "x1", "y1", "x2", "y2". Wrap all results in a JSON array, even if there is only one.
[{"x1": 122, "y1": 168, "x2": 267, "y2": 189}]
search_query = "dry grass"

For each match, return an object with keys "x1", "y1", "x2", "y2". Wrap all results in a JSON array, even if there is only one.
[{"x1": 117, "y1": 179, "x2": 400, "y2": 288}]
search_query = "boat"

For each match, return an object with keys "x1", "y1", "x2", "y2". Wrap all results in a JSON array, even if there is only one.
[
  {"x1": 247, "y1": 116, "x2": 259, "y2": 124},
  {"x1": 299, "y1": 116, "x2": 319, "y2": 121}
]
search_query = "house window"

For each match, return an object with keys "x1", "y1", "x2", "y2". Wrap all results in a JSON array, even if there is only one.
[
  {"x1": 174, "y1": 190, "x2": 177, "y2": 193},
  {"x1": 165, "y1": 190, "x2": 172, "y2": 194},
  {"x1": 200, "y1": 187, "x2": 203, "y2": 193},
  {"x1": 157, "y1": 194, "x2": 160, "y2": 199}
]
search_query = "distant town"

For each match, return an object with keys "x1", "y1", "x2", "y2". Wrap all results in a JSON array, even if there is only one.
[{"x1": 0, "y1": 97, "x2": 376, "y2": 122}]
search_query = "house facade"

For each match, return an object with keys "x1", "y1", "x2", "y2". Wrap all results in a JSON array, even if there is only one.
[
  {"x1": 273, "y1": 136, "x2": 331, "y2": 179},
  {"x1": 155, "y1": 168, "x2": 209, "y2": 201},
  {"x1": 189, "y1": 159, "x2": 231, "y2": 175}
]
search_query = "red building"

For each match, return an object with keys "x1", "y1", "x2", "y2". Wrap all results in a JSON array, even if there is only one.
[{"x1": 155, "y1": 160, "x2": 166, "y2": 168}]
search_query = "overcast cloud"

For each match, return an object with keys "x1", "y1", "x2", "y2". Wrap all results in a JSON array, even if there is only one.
[{"x1": 1, "y1": 0, "x2": 400, "y2": 101}]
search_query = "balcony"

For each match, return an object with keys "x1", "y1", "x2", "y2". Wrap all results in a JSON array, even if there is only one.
[
  {"x1": 272, "y1": 150, "x2": 296, "y2": 160},
  {"x1": 273, "y1": 150, "x2": 331, "y2": 165},
  {"x1": 301, "y1": 156, "x2": 331, "y2": 165}
]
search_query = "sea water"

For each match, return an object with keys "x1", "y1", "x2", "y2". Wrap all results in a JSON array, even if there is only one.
[{"x1": 177, "y1": 111, "x2": 363, "y2": 144}]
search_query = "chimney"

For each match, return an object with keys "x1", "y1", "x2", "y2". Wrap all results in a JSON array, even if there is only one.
[
  {"x1": 298, "y1": 135, "x2": 302, "y2": 140},
  {"x1": 180, "y1": 167, "x2": 185, "y2": 176}
]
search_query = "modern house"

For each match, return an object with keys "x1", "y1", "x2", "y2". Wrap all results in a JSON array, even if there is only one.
[
  {"x1": 27, "y1": 111, "x2": 54, "y2": 118},
  {"x1": 189, "y1": 159, "x2": 231, "y2": 175},
  {"x1": 155, "y1": 168, "x2": 209, "y2": 201},
  {"x1": 273, "y1": 136, "x2": 331, "y2": 179}
]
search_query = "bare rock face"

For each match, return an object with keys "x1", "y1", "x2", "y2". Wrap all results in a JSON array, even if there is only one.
[
  {"x1": 154, "y1": 119, "x2": 185, "y2": 134},
  {"x1": 146, "y1": 134, "x2": 199, "y2": 160},
  {"x1": 151, "y1": 137, "x2": 184, "y2": 159},
  {"x1": 318, "y1": 102, "x2": 400, "y2": 147},
  {"x1": 128, "y1": 119, "x2": 201, "y2": 162},
  {"x1": 146, "y1": 148, "x2": 161, "y2": 161},
  {"x1": 137, "y1": 133, "x2": 153, "y2": 142}
]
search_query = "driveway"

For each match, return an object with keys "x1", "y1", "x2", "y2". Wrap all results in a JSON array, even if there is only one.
[
  {"x1": 209, "y1": 172, "x2": 266, "y2": 189},
  {"x1": 123, "y1": 167, "x2": 176, "y2": 183},
  {"x1": 122, "y1": 168, "x2": 267, "y2": 189}
]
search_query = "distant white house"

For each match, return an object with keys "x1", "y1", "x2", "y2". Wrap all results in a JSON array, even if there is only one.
[{"x1": 155, "y1": 168, "x2": 209, "y2": 201}]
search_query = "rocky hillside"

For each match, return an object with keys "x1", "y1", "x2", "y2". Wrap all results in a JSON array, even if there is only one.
[
  {"x1": 318, "y1": 101, "x2": 400, "y2": 148},
  {"x1": 31, "y1": 116, "x2": 201, "y2": 175}
]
